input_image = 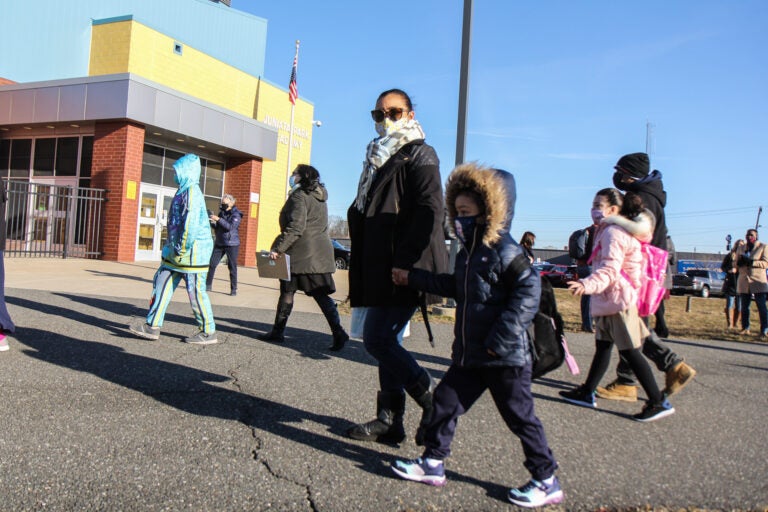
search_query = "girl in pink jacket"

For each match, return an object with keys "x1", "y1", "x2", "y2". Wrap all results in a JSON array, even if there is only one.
[{"x1": 560, "y1": 188, "x2": 674, "y2": 422}]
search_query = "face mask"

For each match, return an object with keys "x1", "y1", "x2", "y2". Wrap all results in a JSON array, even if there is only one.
[
  {"x1": 612, "y1": 171, "x2": 630, "y2": 191},
  {"x1": 375, "y1": 116, "x2": 409, "y2": 138},
  {"x1": 455, "y1": 216, "x2": 479, "y2": 248},
  {"x1": 288, "y1": 175, "x2": 297, "y2": 188},
  {"x1": 591, "y1": 208, "x2": 605, "y2": 224},
  {"x1": 220, "y1": 203, "x2": 228, "y2": 210}
]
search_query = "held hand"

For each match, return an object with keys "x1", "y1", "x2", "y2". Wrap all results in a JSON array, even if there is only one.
[
  {"x1": 209, "y1": 215, "x2": 219, "y2": 222},
  {"x1": 567, "y1": 280, "x2": 585, "y2": 296},
  {"x1": 392, "y1": 268, "x2": 409, "y2": 286},
  {"x1": 268, "y1": 251, "x2": 280, "y2": 261}
]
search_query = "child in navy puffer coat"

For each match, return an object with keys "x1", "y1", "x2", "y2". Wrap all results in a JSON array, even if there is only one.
[{"x1": 389, "y1": 163, "x2": 562, "y2": 509}]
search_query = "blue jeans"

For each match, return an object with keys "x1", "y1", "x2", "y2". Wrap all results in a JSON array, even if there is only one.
[
  {"x1": 363, "y1": 306, "x2": 420, "y2": 393},
  {"x1": 741, "y1": 293, "x2": 768, "y2": 334}
]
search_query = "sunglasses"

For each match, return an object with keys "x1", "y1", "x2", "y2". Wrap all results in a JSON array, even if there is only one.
[{"x1": 370, "y1": 108, "x2": 408, "y2": 123}]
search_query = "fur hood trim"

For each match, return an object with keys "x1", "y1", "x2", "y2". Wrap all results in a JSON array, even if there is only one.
[
  {"x1": 445, "y1": 163, "x2": 509, "y2": 247},
  {"x1": 601, "y1": 209, "x2": 654, "y2": 243}
]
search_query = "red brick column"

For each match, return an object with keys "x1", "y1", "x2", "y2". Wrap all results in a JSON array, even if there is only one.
[
  {"x1": 90, "y1": 121, "x2": 145, "y2": 262},
  {"x1": 225, "y1": 157, "x2": 263, "y2": 267}
]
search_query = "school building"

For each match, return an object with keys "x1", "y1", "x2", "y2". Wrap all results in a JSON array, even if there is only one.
[{"x1": 0, "y1": 0, "x2": 315, "y2": 266}]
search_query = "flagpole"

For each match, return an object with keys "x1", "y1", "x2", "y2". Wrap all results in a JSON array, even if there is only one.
[{"x1": 286, "y1": 40, "x2": 300, "y2": 197}]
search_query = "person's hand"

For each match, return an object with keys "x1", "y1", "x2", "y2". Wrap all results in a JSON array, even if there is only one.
[
  {"x1": 209, "y1": 215, "x2": 219, "y2": 222},
  {"x1": 392, "y1": 268, "x2": 409, "y2": 286},
  {"x1": 487, "y1": 348, "x2": 498, "y2": 357},
  {"x1": 268, "y1": 251, "x2": 280, "y2": 261},
  {"x1": 567, "y1": 280, "x2": 585, "y2": 296}
]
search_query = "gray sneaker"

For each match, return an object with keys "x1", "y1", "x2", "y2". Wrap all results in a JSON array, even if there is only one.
[
  {"x1": 184, "y1": 330, "x2": 218, "y2": 345},
  {"x1": 129, "y1": 318, "x2": 160, "y2": 340}
]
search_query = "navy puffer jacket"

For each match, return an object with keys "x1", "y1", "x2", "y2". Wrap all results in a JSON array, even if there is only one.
[
  {"x1": 408, "y1": 164, "x2": 540, "y2": 368},
  {"x1": 213, "y1": 206, "x2": 242, "y2": 247}
]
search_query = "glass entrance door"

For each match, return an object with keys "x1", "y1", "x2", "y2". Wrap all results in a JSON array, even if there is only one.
[
  {"x1": 26, "y1": 177, "x2": 78, "y2": 253},
  {"x1": 135, "y1": 184, "x2": 175, "y2": 261}
]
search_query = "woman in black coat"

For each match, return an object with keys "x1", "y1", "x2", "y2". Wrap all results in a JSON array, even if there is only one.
[
  {"x1": 258, "y1": 164, "x2": 348, "y2": 351},
  {"x1": 346, "y1": 89, "x2": 449, "y2": 445}
]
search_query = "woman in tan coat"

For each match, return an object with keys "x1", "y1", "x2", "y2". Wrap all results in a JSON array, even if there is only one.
[{"x1": 734, "y1": 229, "x2": 768, "y2": 338}]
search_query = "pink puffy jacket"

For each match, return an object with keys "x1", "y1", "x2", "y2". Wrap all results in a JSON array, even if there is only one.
[{"x1": 581, "y1": 217, "x2": 649, "y2": 317}]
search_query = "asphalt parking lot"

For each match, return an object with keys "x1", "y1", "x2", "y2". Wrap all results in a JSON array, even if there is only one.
[{"x1": 0, "y1": 259, "x2": 766, "y2": 511}]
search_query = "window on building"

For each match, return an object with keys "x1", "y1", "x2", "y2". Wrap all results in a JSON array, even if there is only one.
[
  {"x1": 0, "y1": 139, "x2": 9, "y2": 178},
  {"x1": 162, "y1": 149, "x2": 184, "y2": 188},
  {"x1": 79, "y1": 136, "x2": 93, "y2": 187},
  {"x1": 10, "y1": 139, "x2": 31, "y2": 178},
  {"x1": 33, "y1": 138, "x2": 56, "y2": 176},
  {"x1": 141, "y1": 144, "x2": 164, "y2": 185},
  {"x1": 55, "y1": 137, "x2": 79, "y2": 176}
]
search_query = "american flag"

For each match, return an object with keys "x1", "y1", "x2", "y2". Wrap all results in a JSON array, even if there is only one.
[{"x1": 288, "y1": 48, "x2": 298, "y2": 105}]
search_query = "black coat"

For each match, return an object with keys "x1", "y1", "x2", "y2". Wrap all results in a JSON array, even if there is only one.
[
  {"x1": 347, "y1": 140, "x2": 449, "y2": 307},
  {"x1": 621, "y1": 171, "x2": 667, "y2": 249},
  {"x1": 213, "y1": 206, "x2": 242, "y2": 247},
  {"x1": 0, "y1": 181, "x2": 6, "y2": 249}
]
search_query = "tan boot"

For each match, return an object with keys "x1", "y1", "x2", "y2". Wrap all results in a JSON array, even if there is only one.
[
  {"x1": 664, "y1": 361, "x2": 696, "y2": 396},
  {"x1": 595, "y1": 381, "x2": 638, "y2": 402}
]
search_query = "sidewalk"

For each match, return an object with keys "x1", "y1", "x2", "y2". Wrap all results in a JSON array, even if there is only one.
[{"x1": 5, "y1": 257, "x2": 349, "y2": 313}]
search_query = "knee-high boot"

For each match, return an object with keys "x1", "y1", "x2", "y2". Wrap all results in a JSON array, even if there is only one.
[
  {"x1": 405, "y1": 369, "x2": 436, "y2": 446},
  {"x1": 315, "y1": 295, "x2": 349, "y2": 351},
  {"x1": 258, "y1": 301, "x2": 293, "y2": 342},
  {"x1": 346, "y1": 391, "x2": 406, "y2": 444}
]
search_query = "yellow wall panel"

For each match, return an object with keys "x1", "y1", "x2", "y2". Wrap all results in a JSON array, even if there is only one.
[{"x1": 89, "y1": 18, "x2": 315, "y2": 254}]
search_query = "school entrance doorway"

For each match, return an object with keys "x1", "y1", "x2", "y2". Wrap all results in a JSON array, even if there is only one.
[{"x1": 135, "y1": 183, "x2": 176, "y2": 261}]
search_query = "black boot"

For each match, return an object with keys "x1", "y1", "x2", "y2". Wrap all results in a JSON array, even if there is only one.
[
  {"x1": 315, "y1": 295, "x2": 349, "y2": 351},
  {"x1": 258, "y1": 301, "x2": 293, "y2": 342},
  {"x1": 346, "y1": 391, "x2": 406, "y2": 444},
  {"x1": 406, "y1": 369, "x2": 436, "y2": 446}
]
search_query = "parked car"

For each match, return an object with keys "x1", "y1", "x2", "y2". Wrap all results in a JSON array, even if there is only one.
[
  {"x1": 332, "y1": 239, "x2": 351, "y2": 270},
  {"x1": 533, "y1": 263, "x2": 574, "y2": 288},
  {"x1": 671, "y1": 269, "x2": 725, "y2": 298}
]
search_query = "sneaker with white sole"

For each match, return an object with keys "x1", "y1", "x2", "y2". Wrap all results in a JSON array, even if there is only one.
[
  {"x1": 633, "y1": 399, "x2": 675, "y2": 422},
  {"x1": 0, "y1": 333, "x2": 8, "y2": 352},
  {"x1": 128, "y1": 318, "x2": 160, "y2": 340},
  {"x1": 559, "y1": 386, "x2": 596, "y2": 408},
  {"x1": 508, "y1": 476, "x2": 564, "y2": 508},
  {"x1": 184, "y1": 330, "x2": 218, "y2": 345},
  {"x1": 391, "y1": 457, "x2": 446, "y2": 486}
]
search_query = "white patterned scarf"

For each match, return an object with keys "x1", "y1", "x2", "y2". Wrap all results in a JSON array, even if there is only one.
[{"x1": 353, "y1": 119, "x2": 426, "y2": 213}]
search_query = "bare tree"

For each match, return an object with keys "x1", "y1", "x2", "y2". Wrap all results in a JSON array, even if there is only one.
[{"x1": 328, "y1": 215, "x2": 349, "y2": 239}]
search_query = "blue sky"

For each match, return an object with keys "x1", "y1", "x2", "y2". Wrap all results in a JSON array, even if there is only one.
[{"x1": 233, "y1": 0, "x2": 766, "y2": 254}]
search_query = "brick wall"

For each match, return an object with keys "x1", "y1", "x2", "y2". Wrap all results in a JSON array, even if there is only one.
[
  {"x1": 91, "y1": 121, "x2": 145, "y2": 262},
  {"x1": 226, "y1": 157, "x2": 263, "y2": 267}
]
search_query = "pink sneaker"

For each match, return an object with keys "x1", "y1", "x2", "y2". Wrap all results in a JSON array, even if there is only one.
[{"x1": 0, "y1": 333, "x2": 8, "y2": 352}]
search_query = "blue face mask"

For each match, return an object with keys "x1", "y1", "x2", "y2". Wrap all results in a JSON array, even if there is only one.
[
  {"x1": 289, "y1": 175, "x2": 298, "y2": 188},
  {"x1": 455, "y1": 216, "x2": 479, "y2": 248}
]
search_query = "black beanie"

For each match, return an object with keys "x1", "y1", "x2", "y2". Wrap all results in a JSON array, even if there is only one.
[{"x1": 614, "y1": 152, "x2": 650, "y2": 178}]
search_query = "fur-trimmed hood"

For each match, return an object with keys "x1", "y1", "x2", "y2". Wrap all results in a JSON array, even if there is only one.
[
  {"x1": 601, "y1": 209, "x2": 654, "y2": 243},
  {"x1": 445, "y1": 163, "x2": 515, "y2": 248}
]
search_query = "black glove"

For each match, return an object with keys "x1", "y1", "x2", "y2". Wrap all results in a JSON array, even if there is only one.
[{"x1": 738, "y1": 255, "x2": 753, "y2": 267}]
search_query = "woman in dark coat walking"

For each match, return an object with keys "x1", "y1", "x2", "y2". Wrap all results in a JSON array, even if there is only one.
[
  {"x1": 258, "y1": 164, "x2": 349, "y2": 351},
  {"x1": 345, "y1": 88, "x2": 449, "y2": 445}
]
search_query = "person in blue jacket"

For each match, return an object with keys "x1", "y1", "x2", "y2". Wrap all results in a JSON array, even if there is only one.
[
  {"x1": 390, "y1": 163, "x2": 562, "y2": 508},
  {"x1": 206, "y1": 194, "x2": 242, "y2": 296},
  {"x1": 129, "y1": 153, "x2": 217, "y2": 345}
]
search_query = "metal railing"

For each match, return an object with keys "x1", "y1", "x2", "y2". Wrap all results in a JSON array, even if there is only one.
[{"x1": 4, "y1": 180, "x2": 106, "y2": 259}]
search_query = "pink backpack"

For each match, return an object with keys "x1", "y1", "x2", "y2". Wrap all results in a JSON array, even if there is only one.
[
  {"x1": 589, "y1": 240, "x2": 669, "y2": 317},
  {"x1": 624, "y1": 243, "x2": 669, "y2": 317}
]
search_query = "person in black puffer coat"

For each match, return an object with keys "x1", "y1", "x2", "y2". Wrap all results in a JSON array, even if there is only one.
[
  {"x1": 597, "y1": 152, "x2": 696, "y2": 402},
  {"x1": 206, "y1": 194, "x2": 242, "y2": 295},
  {"x1": 389, "y1": 163, "x2": 562, "y2": 508}
]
